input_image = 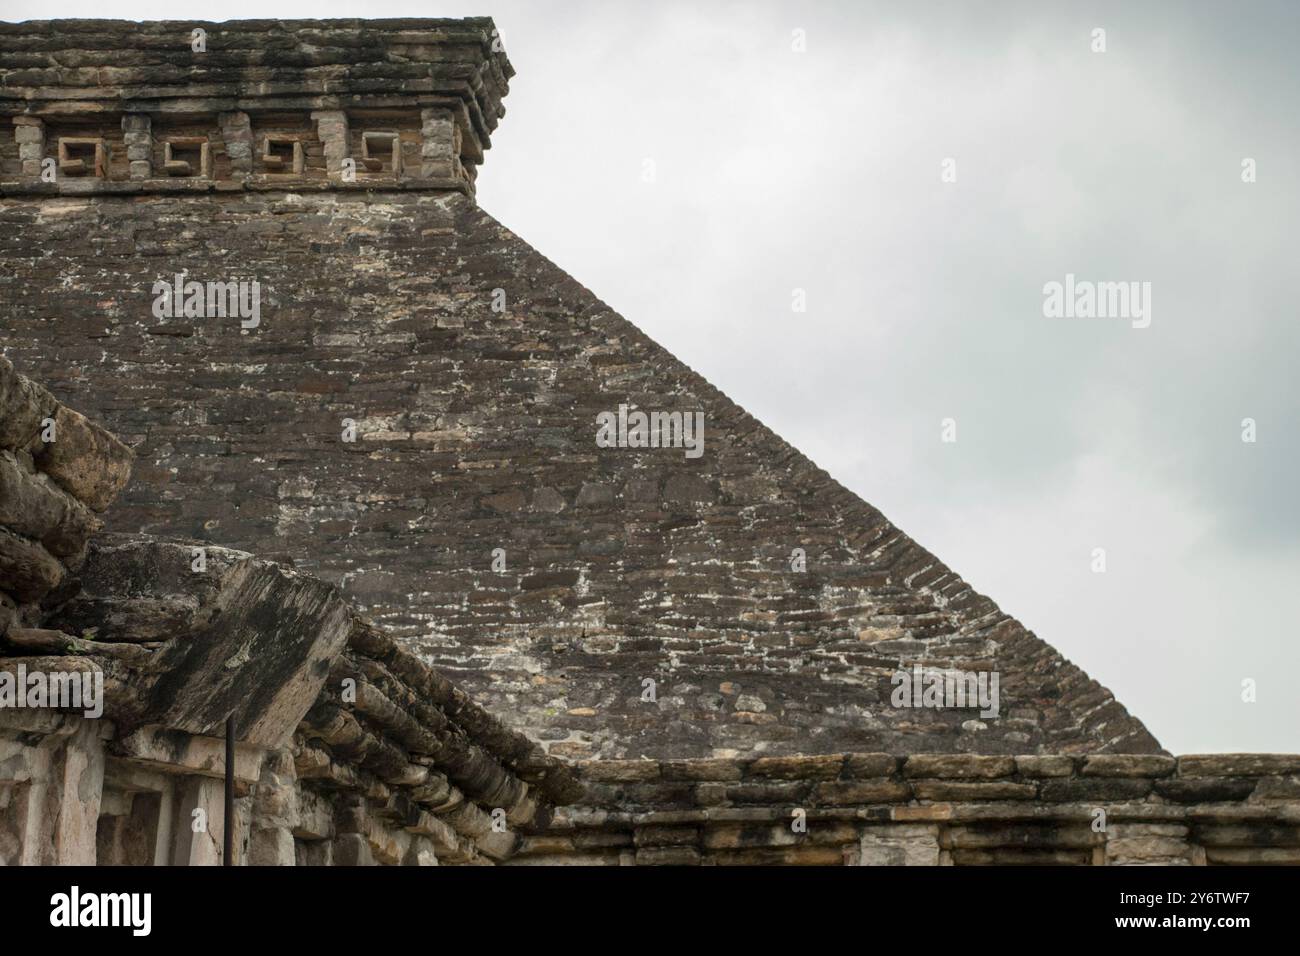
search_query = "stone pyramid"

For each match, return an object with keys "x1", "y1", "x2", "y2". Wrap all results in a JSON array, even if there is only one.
[{"x1": 0, "y1": 18, "x2": 1161, "y2": 760}]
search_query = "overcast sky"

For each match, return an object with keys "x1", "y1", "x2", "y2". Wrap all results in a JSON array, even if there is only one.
[{"x1": 7, "y1": 0, "x2": 1297, "y2": 753}]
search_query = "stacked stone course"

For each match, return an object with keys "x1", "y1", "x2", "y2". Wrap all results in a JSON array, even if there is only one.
[
  {"x1": 0, "y1": 19, "x2": 495, "y2": 194},
  {"x1": 517, "y1": 753, "x2": 1300, "y2": 866}
]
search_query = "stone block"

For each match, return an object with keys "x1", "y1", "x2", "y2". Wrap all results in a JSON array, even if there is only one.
[
  {"x1": 1040, "y1": 778, "x2": 1153, "y2": 802},
  {"x1": 844, "y1": 753, "x2": 898, "y2": 778},
  {"x1": 0, "y1": 356, "x2": 58, "y2": 452},
  {"x1": 635, "y1": 845, "x2": 700, "y2": 866},
  {"x1": 249, "y1": 826, "x2": 296, "y2": 865},
  {"x1": 34, "y1": 405, "x2": 133, "y2": 513},
  {"x1": 748, "y1": 754, "x2": 844, "y2": 780},
  {"x1": 1203, "y1": 846, "x2": 1300, "y2": 865},
  {"x1": 1177, "y1": 754, "x2": 1300, "y2": 777},
  {"x1": 144, "y1": 557, "x2": 353, "y2": 748},
  {"x1": 911, "y1": 780, "x2": 1038, "y2": 801},
  {"x1": 903, "y1": 755, "x2": 1015, "y2": 779},
  {"x1": 659, "y1": 758, "x2": 742, "y2": 782},
  {"x1": 1153, "y1": 777, "x2": 1258, "y2": 803},
  {"x1": 1014, "y1": 755, "x2": 1075, "y2": 777},
  {"x1": 1081, "y1": 754, "x2": 1176, "y2": 777},
  {"x1": 813, "y1": 780, "x2": 912, "y2": 805},
  {"x1": 633, "y1": 825, "x2": 699, "y2": 847},
  {"x1": 856, "y1": 824, "x2": 941, "y2": 866},
  {"x1": 0, "y1": 451, "x2": 102, "y2": 559},
  {"x1": 0, "y1": 528, "x2": 65, "y2": 602}
]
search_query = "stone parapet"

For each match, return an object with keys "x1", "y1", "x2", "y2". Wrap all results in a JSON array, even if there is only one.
[{"x1": 513, "y1": 753, "x2": 1300, "y2": 865}]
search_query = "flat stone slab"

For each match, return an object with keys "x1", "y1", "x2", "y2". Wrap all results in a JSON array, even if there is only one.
[{"x1": 1178, "y1": 754, "x2": 1300, "y2": 777}]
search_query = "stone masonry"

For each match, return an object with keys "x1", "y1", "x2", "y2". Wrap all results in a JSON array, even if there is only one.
[
  {"x1": 0, "y1": 19, "x2": 1163, "y2": 761},
  {"x1": 0, "y1": 18, "x2": 1296, "y2": 867},
  {"x1": 518, "y1": 753, "x2": 1300, "y2": 866}
]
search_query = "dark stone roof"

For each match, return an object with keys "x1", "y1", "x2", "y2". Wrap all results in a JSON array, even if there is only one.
[{"x1": 0, "y1": 189, "x2": 1163, "y2": 759}]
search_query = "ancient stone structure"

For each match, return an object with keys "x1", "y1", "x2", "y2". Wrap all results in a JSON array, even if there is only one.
[
  {"x1": 0, "y1": 18, "x2": 1162, "y2": 760},
  {"x1": 1, "y1": 19, "x2": 1296, "y2": 866}
]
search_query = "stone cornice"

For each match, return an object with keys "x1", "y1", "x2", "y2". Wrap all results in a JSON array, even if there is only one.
[
  {"x1": 0, "y1": 19, "x2": 512, "y2": 193},
  {"x1": 0, "y1": 19, "x2": 511, "y2": 136}
]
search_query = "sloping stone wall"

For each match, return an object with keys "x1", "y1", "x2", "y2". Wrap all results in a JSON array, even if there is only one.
[
  {"x1": 1, "y1": 356, "x2": 1297, "y2": 867},
  {"x1": 0, "y1": 18, "x2": 1165, "y2": 760},
  {"x1": 516, "y1": 753, "x2": 1300, "y2": 866},
  {"x1": 0, "y1": 188, "x2": 1160, "y2": 761}
]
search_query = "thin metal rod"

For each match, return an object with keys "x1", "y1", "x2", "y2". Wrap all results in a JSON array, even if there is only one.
[{"x1": 224, "y1": 715, "x2": 235, "y2": 866}]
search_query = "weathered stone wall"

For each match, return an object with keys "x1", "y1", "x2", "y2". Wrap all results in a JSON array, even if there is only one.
[
  {"x1": 0, "y1": 188, "x2": 1160, "y2": 761},
  {"x1": 1, "y1": 327, "x2": 1297, "y2": 869},
  {"x1": 516, "y1": 753, "x2": 1300, "y2": 866},
  {"x1": 0, "y1": 18, "x2": 506, "y2": 188},
  {"x1": 0, "y1": 18, "x2": 1165, "y2": 762}
]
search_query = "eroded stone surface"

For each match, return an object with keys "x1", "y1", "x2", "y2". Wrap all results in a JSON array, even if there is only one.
[{"x1": 0, "y1": 187, "x2": 1164, "y2": 760}]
